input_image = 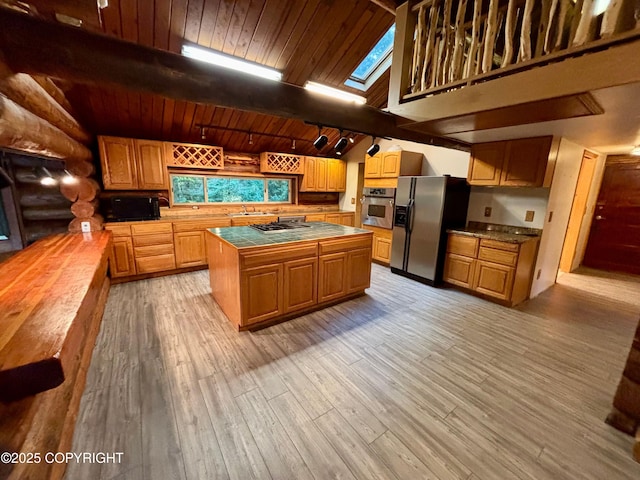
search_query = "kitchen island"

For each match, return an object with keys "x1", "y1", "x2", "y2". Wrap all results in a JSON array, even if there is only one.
[{"x1": 206, "y1": 222, "x2": 373, "y2": 330}]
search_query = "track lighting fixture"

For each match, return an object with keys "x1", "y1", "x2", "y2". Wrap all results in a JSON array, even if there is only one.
[
  {"x1": 36, "y1": 166, "x2": 57, "y2": 186},
  {"x1": 367, "y1": 137, "x2": 380, "y2": 157},
  {"x1": 200, "y1": 126, "x2": 206, "y2": 140},
  {"x1": 348, "y1": 133, "x2": 356, "y2": 144},
  {"x1": 313, "y1": 126, "x2": 328, "y2": 150},
  {"x1": 249, "y1": 133, "x2": 254, "y2": 145},
  {"x1": 291, "y1": 138, "x2": 296, "y2": 150},
  {"x1": 334, "y1": 130, "x2": 348, "y2": 154}
]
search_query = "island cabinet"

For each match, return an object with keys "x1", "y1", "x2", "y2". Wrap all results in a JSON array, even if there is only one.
[
  {"x1": 468, "y1": 136, "x2": 552, "y2": 187},
  {"x1": 207, "y1": 225, "x2": 372, "y2": 330},
  {"x1": 443, "y1": 233, "x2": 539, "y2": 306},
  {"x1": 99, "y1": 136, "x2": 168, "y2": 190}
]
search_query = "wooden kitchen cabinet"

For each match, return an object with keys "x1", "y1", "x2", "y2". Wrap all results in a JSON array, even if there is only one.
[
  {"x1": 283, "y1": 257, "x2": 317, "y2": 313},
  {"x1": 241, "y1": 264, "x2": 284, "y2": 325},
  {"x1": 325, "y1": 213, "x2": 342, "y2": 224},
  {"x1": 318, "y1": 252, "x2": 348, "y2": 302},
  {"x1": 300, "y1": 157, "x2": 345, "y2": 192},
  {"x1": 174, "y1": 231, "x2": 207, "y2": 268},
  {"x1": 443, "y1": 233, "x2": 539, "y2": 306},
  {"x1": 364, "y1": 151, "x2": 422, "y2": 180},
  {"x1": 99, "y1": 136, "x2": 168, "y2": 190},
  {"x1": 231, "y1": 215, "x2": 278, "y2": 226},
  {"x1": 260, "y1": 152, "x2": 303, "y2": 174},
  {"x1": 340, "y1": 212, "x2": 355, "y2": 226},
  {"x1": 468, "y1": 136, "x2": 552, "y2": 187},
  {"x1": 110, "y1": 237, "x2": 136, "y2": 278},
  {"x1": 363, "y1": 225, "x2": 393, "y2": 264},
  {"x1": 305, "y1": 213, "x2": 326, "y2": 222},
  {"x1": 347, "y1": 248, "x2": 372, "y2": 293}
]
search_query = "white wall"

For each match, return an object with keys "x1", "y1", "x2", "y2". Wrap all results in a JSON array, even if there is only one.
[
  {"x1": 467, "y1": 187, "x2": 549, "y2": 229},
  {"x1": 530, "y1": 138, "x2": 586, "y2": 297}
]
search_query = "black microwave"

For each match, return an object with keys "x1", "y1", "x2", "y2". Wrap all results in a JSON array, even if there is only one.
[{"x1": 111, "y1": 196, "x2": 160, "y2": 222}]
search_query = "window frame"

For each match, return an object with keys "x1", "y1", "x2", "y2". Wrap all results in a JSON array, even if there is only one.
[{"x1": 169, "y1": 172, "x2": 294, "y2": 206}]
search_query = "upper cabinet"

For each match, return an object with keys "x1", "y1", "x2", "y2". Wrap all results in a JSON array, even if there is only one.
[
  {"x1": 468, "y1": 136, "x2": 552, "y2": 187},
  {"x1": 300, "y1": 157, "x2": 345, "y2": 192},
  {"x1": 165, "y1": 142, "x2": 224, "y2": 170},
  {"x1": 260, "y1": 152, "x2": 303, "y2": 174},
  {"x1": 99, "y1": 136, "x2": 168, "y2": 190},
  {"x1": 364, "y1": 151, "x2": 422, "y2": 179}
]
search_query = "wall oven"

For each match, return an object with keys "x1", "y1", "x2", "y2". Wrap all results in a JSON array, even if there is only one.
[{"x1": 361, "y1": 187, "x2": 395, "y2": 229}]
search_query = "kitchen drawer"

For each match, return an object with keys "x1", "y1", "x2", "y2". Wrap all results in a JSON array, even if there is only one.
[
  {"x1": 241, "y1": 244, "x2": 318, "y2": 268},
  {"x1": 474, "y1": 260, "x2": 515, "y2": 300},
  {"x1": 478, "y1": 246, "x2": 518, "y2": 267},
  {"x1": 105, "y1": 224, "x2": 132, "y2": 237},
  {"x1": 173, "y1": 219, "x2": 231, "y2": 232},
  {"x1": 447, "y1": 234, "x2": 479, "y2": 257},
  {"x1": 134, "y1": 244, "x2": 175, "y2": 258},
  {"x1": 130, "y1": 222, "x2": 173, "y2": 235},
  {"x1": 319, "y1": 235, "x2": 372, "y2": 255},
  {"x1": 135, "y1": 254, "x2": 176, "y2": 273},
  {"x1": 305, "y1": 214, "x2": 326, "y2": 222},
  {"x1": 132, "y1": 233, "x2": 174, "y2": 247},
  {"x1": 480, "y1": 238, "x2": 519, "y2": 252}
]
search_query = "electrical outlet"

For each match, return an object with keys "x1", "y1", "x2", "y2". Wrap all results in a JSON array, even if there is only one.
[
  {"x1": 81, "y1": 221, "x2": 91, "y2": 233},
  {"x1": 525, "y1": 210, "x2": 535, "y2": 222},
  {"x1": 484, "y1": 207, "x2": 492, "y2": 217},
  {"x1": 351, "y1": 197, "x2": 356, "y2": 204}
]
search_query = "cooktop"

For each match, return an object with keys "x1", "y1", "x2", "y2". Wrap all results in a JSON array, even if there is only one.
[{"x1": 250, "y1": 222, "x2": 312, "y2": 233}]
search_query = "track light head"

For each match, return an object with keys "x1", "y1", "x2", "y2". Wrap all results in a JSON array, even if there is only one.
[
  {"x1": 334, "y1": 136, "x2": 348, "y2": 153},
  {"x1": 36, "y1": 166, "x2": 57, "y2": 186},
  {"x1": 367, "y1": 137, "x2": 380, "y2": 157},
  {"x1": 314, "y1": 134, "x2": 328, "y2": 150}
]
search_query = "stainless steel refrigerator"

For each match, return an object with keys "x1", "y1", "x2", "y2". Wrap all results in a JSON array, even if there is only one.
[{"x1": 391, "y1": 176, "x2": 470, "y2": 286}]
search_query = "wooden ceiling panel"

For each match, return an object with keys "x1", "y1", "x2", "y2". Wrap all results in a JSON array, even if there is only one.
[{"x1": 40, "y1": 0, "x2": 395, "y2": 155}]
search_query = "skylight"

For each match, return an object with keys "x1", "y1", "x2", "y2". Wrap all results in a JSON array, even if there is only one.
[{"x1": 345, "y1": 24, "x2": 395, "y2": 91}]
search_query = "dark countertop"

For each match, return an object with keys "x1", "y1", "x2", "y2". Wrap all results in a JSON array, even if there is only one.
[
  {"x1": 209, "y1": 222, "x2": 372, "y2": 249},
  {"x1": 447, "y1": 228, "x2": 540, "y2": 244}
]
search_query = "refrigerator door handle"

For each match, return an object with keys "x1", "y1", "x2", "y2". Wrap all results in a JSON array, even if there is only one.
[{"x1": 406, "y1": 199, "x2": 415, "y2": 234}]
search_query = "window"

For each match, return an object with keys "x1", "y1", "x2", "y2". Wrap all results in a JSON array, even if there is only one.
[
  {"x1": 171, "y1": 174, "x2": 292, "y2": 205},
  {"x1": 345, "y1": 24, "x2": 395, "y2": 92}
]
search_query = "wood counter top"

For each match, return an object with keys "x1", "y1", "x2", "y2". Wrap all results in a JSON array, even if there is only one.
[{"x1": 0, "y1": 231, "x2": 112, "y2": 401}]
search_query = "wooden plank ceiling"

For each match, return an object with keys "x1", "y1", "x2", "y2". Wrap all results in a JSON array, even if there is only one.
[{"x1": 52, "y1": 0, "x2": 397, "y2": 156}]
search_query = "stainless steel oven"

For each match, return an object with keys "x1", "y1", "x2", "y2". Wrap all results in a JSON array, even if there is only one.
[{"x1": 361, "y1": 187, "x2": 395, "y2": 229}]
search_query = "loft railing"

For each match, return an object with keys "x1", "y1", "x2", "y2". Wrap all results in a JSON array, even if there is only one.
[{"x1": 391, "y1": 0, "x2": 640, "y2": 104}]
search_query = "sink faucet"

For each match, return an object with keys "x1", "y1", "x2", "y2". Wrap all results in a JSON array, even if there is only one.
[{"x1": 242, "y1": 204, "x2": 247, "y2": 214}]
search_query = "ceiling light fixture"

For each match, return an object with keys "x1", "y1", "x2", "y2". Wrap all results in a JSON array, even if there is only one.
[
  {"x1": 200, "y1": 126, "x2": 206, "y2": 140},
  {"x1": 97, "y1": 0, "x2": 109, "y2": 9},
  {"x1": 631, "y1": 145, "x2": 640, "y2": 156},
  {"x1": 61, "y1": 169, "x2": 77, "y2": 185},
  {"x1": 334, "y1": 130, "x2": 348, "y2": 154},
  {"x1": 36, "y1": 166, "x2": 57, "y2": 186},
  {"x1": 304, "y1": 81, "x2": 367, "y2": 105},
  {"x1": 367, "y1": 137, "x2": 380, "y2": 157},
  {"x1": 348, "y1": 133, "x2": 356, "y2": 144},
  {"x1": 313, "y1": 126, "x2": 328, "y2": 150},
  {"x1": 249, "y1": 133, "x2": 254, "y2": 145},
  {"x1": 291, "y1": 138, "x2": 296, "y2": 150},
  {"x1": 182, "y1": 44, "x2": 282, "y2": 82}
]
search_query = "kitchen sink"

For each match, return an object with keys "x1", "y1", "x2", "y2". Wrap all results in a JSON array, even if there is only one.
[{"x1": 227, "y1": 212, "x2": 272, "y2": 217}]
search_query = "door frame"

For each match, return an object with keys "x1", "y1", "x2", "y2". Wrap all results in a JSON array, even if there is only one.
[{"x1": 354, "y1": 163, "x2": 365, "y2": 227}]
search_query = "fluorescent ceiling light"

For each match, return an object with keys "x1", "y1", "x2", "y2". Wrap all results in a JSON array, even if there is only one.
[
  {"x1": 593, "y1": 0, "x2": 611, "y2": 15},
  {"x1": 631, "y1": 145, "x2": 640, "y2": 156},
  {"x1": 182, "y1": 44, "x2": 282, "y2": 82},
  {"x1": 304, "y1": 81, "x2": 367, "y2": 105}
]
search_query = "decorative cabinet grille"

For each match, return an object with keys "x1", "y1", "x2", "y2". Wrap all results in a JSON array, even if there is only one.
[
  {"x1": 165, "y1": 142, "x2": 224, "y2": 170},
  {"x1": 260, "y1": 152, "x2": 303, "y2": 174}
]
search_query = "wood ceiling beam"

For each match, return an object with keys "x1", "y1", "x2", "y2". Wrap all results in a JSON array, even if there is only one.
[
  {"x1": 369, "y1": 0, "x2": 399, "y2": 15},
  {"x1": 0, "y1": 8, "x2": 468, "y2": 152}
]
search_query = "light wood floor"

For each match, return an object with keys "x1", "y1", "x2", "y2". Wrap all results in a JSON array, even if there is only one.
[{"x1": 66, "y1": 265, "x2": 640, "y2": 480}]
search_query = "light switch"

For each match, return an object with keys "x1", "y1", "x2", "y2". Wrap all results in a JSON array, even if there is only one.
[
  {"x1": 525, "y1": 211, "x2": 535, "y2": 222},
  {"x1": 484, "y1": 207, "x2": 492, "y2": 217}
]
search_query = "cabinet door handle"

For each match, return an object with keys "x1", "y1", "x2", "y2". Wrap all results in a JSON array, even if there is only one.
[{"x1": 595, "y1": 215, "x2": 606, "y2": 220}]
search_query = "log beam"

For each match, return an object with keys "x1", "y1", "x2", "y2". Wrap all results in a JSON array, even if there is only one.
[
  {"x1": 369, "y1": 0, "x2": 398, "y2": 15},
  {"x1": 0, "y1": 60, "x2": 91, "y2": 144},
  {"x1": 0, "y1": 96, "x2": 92, "y2": 162},
  {"x1": 31, "y1": 75, "x2": 78, "y2": 118},
  {"x1": 0, "y1": 8, "x2": 468, "y2": 152}
]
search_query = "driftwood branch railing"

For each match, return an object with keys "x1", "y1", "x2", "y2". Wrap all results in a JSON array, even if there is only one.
[{"x1": 401, "y1": 0, "x2": 640, "y2": 99}]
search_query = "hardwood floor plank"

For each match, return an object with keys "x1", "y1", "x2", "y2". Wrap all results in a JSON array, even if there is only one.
[
  {"x1": 370, "y1": 430, "x2": 443, "y2": 480},
  {"x1": 235, "y1": 388, "x2": 315, "y2": 480},
  {"x1": 314, "y1": 408, "x2": 399, "y2": 480},
  {"x1": 268, "y1": 392, "x2": 357, "y2": 480},
  {"x1": 198, "y1": 373, "x2": 271, "y2": 480}
]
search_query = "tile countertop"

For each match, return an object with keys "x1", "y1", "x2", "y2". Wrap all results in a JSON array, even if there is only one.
[
  {"x1": 209, "y1": 222, "x2": 372, "y2": 249},
  {"x1": 447, "y1": 228, "x2": 541, "y2": 244}
]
